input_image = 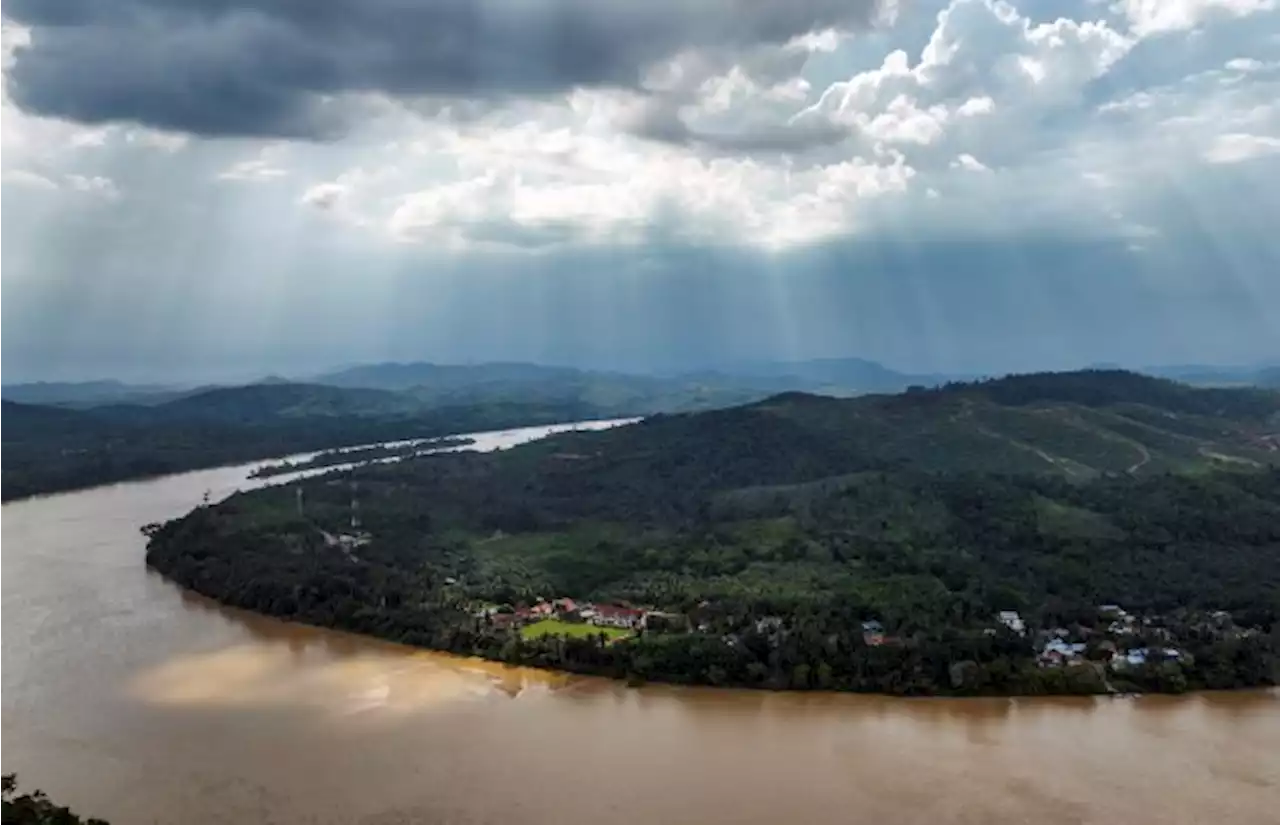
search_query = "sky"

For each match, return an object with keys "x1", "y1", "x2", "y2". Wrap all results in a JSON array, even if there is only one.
[{"x1": 2, "y1": 0, "x2": 1279, "y2": 383}]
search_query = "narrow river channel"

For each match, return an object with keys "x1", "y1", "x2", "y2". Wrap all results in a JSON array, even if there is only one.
[{"x1": 3, "y1": 420, "x2": 1276, "y2": 825}]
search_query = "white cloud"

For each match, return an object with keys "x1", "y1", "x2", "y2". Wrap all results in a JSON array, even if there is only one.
[
  {"x1": 1225, "y1": 58, "x2": 1266, "y2": 71},
  {"x1": 125, "y1": 129, "x2": 189, "y2": 153},
  {"x1": 956, "y1": 96, "x2": 996, "y2": 116},
  {"x1": 385, "y1": 125, "x2": 917, "y2": 250},
  {"x1": 951, "y1": 153, "x2": 990, "y2": 171},
  {"x1": 2, "y1": 21, "x2": 30, "y2": 68},
  {"x1": 795, "y1": 0, "x2": 1133, "y2": 167},
  {"x1": 65, "y1": 174, "x2": 120, "y2": 198},
  {"x1": 1115, "y1": 0, "x2": 1277, "y2": 37},
  {"x1": 3, "y1": 168, "x2": 59, "y2": 190},
  {"x1": 300, "y1": 182, "x2": 349, "y2": 210},
  {"x1": 218, "y1": 147, "x2": 290, "y2": 182},
  {"x1": 1204, "y1": 132, "x2": 1280, "y2": 162},
  {"x1": 218, "y1": 159, "x2": 288, "y2": 182}
]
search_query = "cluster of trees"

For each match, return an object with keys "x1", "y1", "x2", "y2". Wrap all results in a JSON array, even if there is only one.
[
  {"x1": 144, "y1": 371, "x2": 1280, "y2": 696},
  {"x1": 247, "y1": 436, "x2": 474, "y2": 478},
  {"x1": 2, "y1": 775, "x2": 107, "y2": 825}
]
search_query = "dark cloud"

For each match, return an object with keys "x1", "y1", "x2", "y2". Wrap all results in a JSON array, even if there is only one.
[
  {"x1": 625, "y1": 98, "x2": 850, "y2": 154},
  {"x1": 4, "y1": 0, "x2": 885, "y2": 138}
]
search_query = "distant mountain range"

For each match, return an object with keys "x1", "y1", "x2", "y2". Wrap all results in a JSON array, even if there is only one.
[
  {"x1": 7, "y1": 360, "x2": 1280, "y2": 501},
  {"x1": 0, "y1": 379, "x2": 200, "y2": 407},
  {"x1": 7, "y1": 358, "x2": 1275, "y2": 412},
  {"x1": 683, "y1": 357, "x2": 964, "y2": 395}
]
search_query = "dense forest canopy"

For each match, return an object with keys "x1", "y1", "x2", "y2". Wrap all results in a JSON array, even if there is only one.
[{"x1": 147, "y1": 370, "x2": 1280, "y2": 696}]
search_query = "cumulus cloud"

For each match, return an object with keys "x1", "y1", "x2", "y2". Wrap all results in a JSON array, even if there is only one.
[
  {"x1": 1204, "y1": 132, "x2": 1280, "y2": 162},
  {"x1": 3, "y1": 0, "x2": 1279, "y2": 253},
  {"x1": 3, "y1": 0, "x2": 888, "y2": 138},
  {"x1": 1115, "y1": 0, "x2": 1277, "y2": 37},
  {"x1": 300, "y1": 182, "x2": 348, "y2": 211},
  {"x1": 306, "y1": 0, "x2": 1166, "y2": 249}
]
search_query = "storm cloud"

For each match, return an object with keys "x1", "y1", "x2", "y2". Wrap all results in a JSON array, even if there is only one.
[{"x1": 3, "y1": 0, "x2": 886, "y2": 138}]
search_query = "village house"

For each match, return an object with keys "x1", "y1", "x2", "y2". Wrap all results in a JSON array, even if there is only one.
[
  {"x1": 1112, "y1": 647, "x2": 1184, "y2": 669},
  {"x1": 1108, "y1": 618, "x2": 1136, "y2": 635},
  {"x1": 1039, "y1": 638, "x2": 1088, "y2": 666},
  {"x1": 590, "y1": 604, "x2": 645, "y2": 629},
  {"x1": 997, "y1": 611, "x2": 1026, "y2": 635}
]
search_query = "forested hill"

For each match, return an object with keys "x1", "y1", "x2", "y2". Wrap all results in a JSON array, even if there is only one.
[
  {"x1": 597, "y1": 369, "x2": 1280, "y2": 485},
  {"x1": 147, "y1": 370, "x2": 1280, "y2": 697},
  {"x1": 0, "y1": 391, "x2": 611, "y2": 501},
  {"x1": 0, "y1": 367, "x2": 768, "y2": 501}
]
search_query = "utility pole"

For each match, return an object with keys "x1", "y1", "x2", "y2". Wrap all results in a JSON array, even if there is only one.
[{"x1": 350, "y1": 481, "x2": 360, "y2": 531}]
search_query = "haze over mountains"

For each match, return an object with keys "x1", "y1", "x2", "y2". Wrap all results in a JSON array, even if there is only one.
[
  {"x1": 5, "y1": 357, "x2": 1278, "y2": 410},
  {"x1": 4, "y1": 355, "x2": 1279, "y2": 502}
]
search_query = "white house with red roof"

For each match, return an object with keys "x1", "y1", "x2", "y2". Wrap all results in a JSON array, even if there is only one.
[{"x1": 590, "y1": 604, "x2": 645, "y2": 629}]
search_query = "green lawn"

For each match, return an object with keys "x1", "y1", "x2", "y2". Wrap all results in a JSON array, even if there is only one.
[{"x1": 520, "y1": 618, "x2": 632, "y2": 641}]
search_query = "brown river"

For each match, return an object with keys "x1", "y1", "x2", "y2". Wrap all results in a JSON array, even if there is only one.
[{"x1": 3, "y1": 422, "x2": 1278, "y2": 825}]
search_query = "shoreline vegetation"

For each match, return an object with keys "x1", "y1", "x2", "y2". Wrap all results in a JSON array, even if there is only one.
[
  {"x1": 2, "y1": 775, "x2": 108, "y2": 825},
  {"x1": 247, "y1": 436, "x2": 476, "y2": 478},
  {"x1": 145, "y1": 371, "x2": 1280, "y2": 698}
]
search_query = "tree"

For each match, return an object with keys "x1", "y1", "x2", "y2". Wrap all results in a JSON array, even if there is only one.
[{"x1": 2, "y1": 774, "x2": 109, "y2": 825}]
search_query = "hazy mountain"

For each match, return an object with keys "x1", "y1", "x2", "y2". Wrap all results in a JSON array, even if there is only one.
[
  {"x1": 147, "y1": 383, "x2": 424, "y2": 424},
  {"x1": 311, "y1": 361, "x2": 587, "y2": 391},
  {"x1": 315, "y1": 357, "x2": 960, "y2": 399},
  {"x1": 1139, "y1": 364, "x2": 1277, "y2": 387},
  {"x1": 699, "y1": 357, "x2": 965, "y2": 394},
  {"x1": 0, "y1": 380, "x2": 195, "y2": 408},
  {"x1": 1, "y1": 399, "x2": 105, "y2": 438},
  {"x1": 311, "y1": 361, "x2": 768, "y2": 415}
]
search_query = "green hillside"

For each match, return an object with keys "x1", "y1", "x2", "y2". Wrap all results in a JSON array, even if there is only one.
[{"x1": 147, "y1": 370, "x2": 1280, "y2": 697}]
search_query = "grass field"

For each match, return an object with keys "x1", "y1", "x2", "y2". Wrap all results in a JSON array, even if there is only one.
[{"x1": 519, "y1": 618, "x2": 632, "y2": 641}]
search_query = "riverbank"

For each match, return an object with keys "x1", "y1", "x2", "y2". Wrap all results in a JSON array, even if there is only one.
[
  {"x1": 143, "y1": 502, "x2": 1277, "y2": 700},
  {"x1": 147, "y1": 548, "x2": 1279, "y2": 699}
]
